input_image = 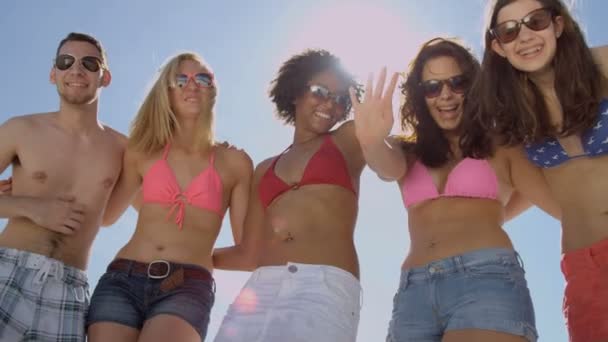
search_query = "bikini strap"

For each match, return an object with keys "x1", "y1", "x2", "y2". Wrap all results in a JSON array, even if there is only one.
[
  {"x1": 162, "y1": 143, "x2": 171, "y2": 160},
  {"x1": 271, "y1": 144, "x2": 293, "y2": 166},
  {"x1": 209, "y1": 147, "x2": 216, "y2": 165}
]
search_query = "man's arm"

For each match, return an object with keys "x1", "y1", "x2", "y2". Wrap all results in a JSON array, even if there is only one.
[
  {"x1": 102, "y1": 146, "x2": 142, "y2": 226},
  {"x1": 0, "y1": 117, "x2": 85, "y2": 234}
]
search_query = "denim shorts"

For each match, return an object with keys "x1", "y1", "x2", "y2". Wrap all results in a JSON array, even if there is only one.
[
  {"x1": 386, "y1": 248, "x2": 537, "y2": 342},
  {"x1": 86, "y1": 258, "x2": 215, "y2": 340}
]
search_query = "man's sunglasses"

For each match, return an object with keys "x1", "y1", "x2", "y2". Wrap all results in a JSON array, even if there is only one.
[
  {"x1": 419, "y1": 75, "x2": 468, "y2": 98},
  {"x1": 490, "y1": 8, "x2": 554, "y2": 44},
  {"x1": 173, "y1": 73, "x2": 214, "y2": 89},
  {"x1": 55, "y1": 54, "x2": 104, "y2": 73},
  {"x1": 309, "y1": 84, "x2": 351, "y2": 111}
]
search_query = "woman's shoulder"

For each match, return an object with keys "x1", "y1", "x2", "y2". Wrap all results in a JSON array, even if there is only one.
[{"x1": 214, "y1": 142, "x2": 253, "y2": 170}]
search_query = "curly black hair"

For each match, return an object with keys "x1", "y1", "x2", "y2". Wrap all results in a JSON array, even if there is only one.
[{"x1": 269, "y1": 49, "x2": 362, "y2": 125}]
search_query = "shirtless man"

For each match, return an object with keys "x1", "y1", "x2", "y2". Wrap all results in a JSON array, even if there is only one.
[{"x1": 0, "y1": 32, "x2": 125, "y2": 341}]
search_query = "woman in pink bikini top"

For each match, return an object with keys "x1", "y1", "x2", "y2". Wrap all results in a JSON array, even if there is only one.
[{"x1": 352, "y1": 38, "x2": 560, "y2": 341}]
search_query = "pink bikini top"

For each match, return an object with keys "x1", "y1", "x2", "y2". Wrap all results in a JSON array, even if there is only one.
[
  {"x1": 142, "y1": 144, "x2": 223, "y2": 229},
  {"x1": 401, "y1": 158, "x2": 499, "y2": 208}
]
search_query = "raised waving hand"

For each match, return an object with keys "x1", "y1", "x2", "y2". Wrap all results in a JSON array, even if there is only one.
[
  {"x1": 350, "y1": 67, "x2": 399, "y2": 146},
  {"x1": 349, "y1": 68, "x2": 407, "y2": 181}
]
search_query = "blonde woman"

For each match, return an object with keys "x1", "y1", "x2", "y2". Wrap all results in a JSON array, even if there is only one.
[{"x1": 86, "y1": 52, "x2": 252, "y2": 342}]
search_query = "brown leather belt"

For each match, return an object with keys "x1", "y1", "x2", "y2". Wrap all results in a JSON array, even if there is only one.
[{"x1": 107, "y1": 258, "x2": 213, "y2": 281}]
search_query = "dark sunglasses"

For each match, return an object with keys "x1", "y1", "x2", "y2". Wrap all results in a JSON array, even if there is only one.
[
  {"x1": 55, "y1": 54, "x2": 103, "y2": 73},
  {"x1": 309, "y1": 84, "x2": 351, "y2": 111},
  {"x1": 173, "y1": 73, "x2": 214, "y2": 89},
  {"x1": 419, "y1": 75, "x2": 468, "y2": 98},
  {"x1": 490, "y1": 8, "x2": 554, "y2": 44}
]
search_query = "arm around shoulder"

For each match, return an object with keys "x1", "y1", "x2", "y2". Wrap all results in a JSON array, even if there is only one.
[
  {"x1": 592, "y1": 45, "x2": 608, "y2": 79},
  {"x1": 223, "y1": 146, "x2": 254, "y2": 244},
  {"x1": 505, "y1": 146, "x2": 561, "y2": 220},
  {"x1": 213, "y1": 157, "x2": 272, "y2": 271},
  {"x1": 0, "y1": 116, "x2": 27, "y2": 175},
  {"x1": 102, "y1": 145, "x2": 142, "y2": 226},
  {"x1": 0, "y1": 117, "x2": 36, "y2": 219}
]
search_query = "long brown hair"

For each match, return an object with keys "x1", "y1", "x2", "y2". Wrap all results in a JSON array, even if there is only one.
[
  {"x1": 469, "y1": 0, "x2": 604, "y2": 146},
  {"x1": 400, "y1": 38, "x2": 482, "y2": 167}
]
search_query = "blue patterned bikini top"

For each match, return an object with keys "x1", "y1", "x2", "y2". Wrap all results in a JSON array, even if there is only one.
[{"x1": 525, "y1": 99, "x2": 608, "y2": 168}]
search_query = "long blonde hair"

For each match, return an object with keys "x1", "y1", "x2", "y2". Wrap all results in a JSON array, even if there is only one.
[{"x1": 129, "y1": 52, "x2": 216, "y2": 153}]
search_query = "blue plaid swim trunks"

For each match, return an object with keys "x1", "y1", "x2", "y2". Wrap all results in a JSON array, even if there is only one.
[{"x1": 0, "y1": 247, "x2": 89, "y2": 342}]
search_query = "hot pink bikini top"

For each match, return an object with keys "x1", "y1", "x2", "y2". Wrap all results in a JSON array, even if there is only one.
[
  {"x1": 142, "y1": 144, "x2": 223, "y2": 229},
  {"x1": 401, "y1": 158, "x2": 499, "y2": 208}
]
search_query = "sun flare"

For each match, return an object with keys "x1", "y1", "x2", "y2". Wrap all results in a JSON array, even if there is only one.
[{"x1": 284, "y1": 3, "x2": 422, "y2": 79}]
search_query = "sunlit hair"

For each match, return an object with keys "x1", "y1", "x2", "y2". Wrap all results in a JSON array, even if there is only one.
[
  {"x1": 469, "y1": 0, "x2": 604, "y2": 146},
  {"x1": 129, "y1": 52, "x2": 216, "y2": 154},
  {"x1": 56, "y1": 32, "x2": 109, "y2": 69},
  {"x1": 399, "y1": 37, "x2": 481, "y2": 167},
  {"x1": 269, "y1": 49, "x2": 362, "y2": 125}
]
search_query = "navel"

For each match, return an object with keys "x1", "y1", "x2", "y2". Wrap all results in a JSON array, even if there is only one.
[
  {"x1": 101, "y1": 177, "x2": 115, "y2": 189},
  {"x1": 32, "y1": 171, "x2": 47, "y2": 183}
]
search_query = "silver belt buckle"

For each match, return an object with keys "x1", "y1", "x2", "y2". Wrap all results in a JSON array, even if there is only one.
[{"x1": 147, "y1": 260, "x2": 171, "y2": 279}]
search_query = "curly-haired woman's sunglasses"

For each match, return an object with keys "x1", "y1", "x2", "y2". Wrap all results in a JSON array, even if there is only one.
[{"x1": 309, "y1": 84, "x2": 351, "y2": 110}]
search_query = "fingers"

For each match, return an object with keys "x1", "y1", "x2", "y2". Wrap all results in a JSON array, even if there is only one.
[
  {"x1": 364, "y1": 72, "x2": 373, "y2": 103},
  {"x1": 55, "y1": 226, "x2": 75, "y2": 235},
  {"x1": 58, "y1": 208, "x2": 84, "y2": 234},
  {"x1": 349, "y1": 87, "x2": 360, "y2": 111},
  {"x1": 385, "y1": 72, "x2": 400, "y2": 99},
  {"x1": 56, "y1": 197, "x2": 85, "y2": 233},
  {"x1": 58, "y1": 194, "x2": 76, "y2": 202},
  {"x1": 0, "y1": 177, "x2": 12, "y2": 195},
  {"x1": 69, "y1": 209, "x2": 85, "y2": 224},
  {"x1": 374, "y1": 67, "x2": 387, "y2": 99},
  {"x1": 72, "y1": 203, "x2": 86, "y2": 214}
]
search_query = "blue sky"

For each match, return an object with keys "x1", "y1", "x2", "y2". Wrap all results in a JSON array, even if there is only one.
[{"x1": 1, "y1": 1, "x2": 606, "y2": 341}]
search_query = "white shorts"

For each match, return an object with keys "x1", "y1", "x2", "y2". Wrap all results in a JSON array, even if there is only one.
[{"x1": 214, "y1": 262, "x2": 361, "y2": 342}]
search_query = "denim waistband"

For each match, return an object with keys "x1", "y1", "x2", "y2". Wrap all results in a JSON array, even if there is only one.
[{"x1": 401, "y1": 248, "x2": 523, "y2": 283}]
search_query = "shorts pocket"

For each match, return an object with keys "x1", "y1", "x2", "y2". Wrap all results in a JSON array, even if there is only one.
[{"x1": 466, "y1": 261, "x2": 524, "y2": 284}]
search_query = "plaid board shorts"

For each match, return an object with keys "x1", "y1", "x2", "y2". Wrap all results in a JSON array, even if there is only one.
[{"x1": 0, "y1": 247, "x2": 89, "y2": 342}]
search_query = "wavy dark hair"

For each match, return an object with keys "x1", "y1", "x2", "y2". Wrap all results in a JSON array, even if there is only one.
[
  {"x1": 269, "y1": 49, "x2": 362, "y2": 125},
  {"x1": 399, "y1": 38, "x2": 483, "y2": 167},
  {"x1": 468, "y1": 0, "x2": 604, "y2": 146}
]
